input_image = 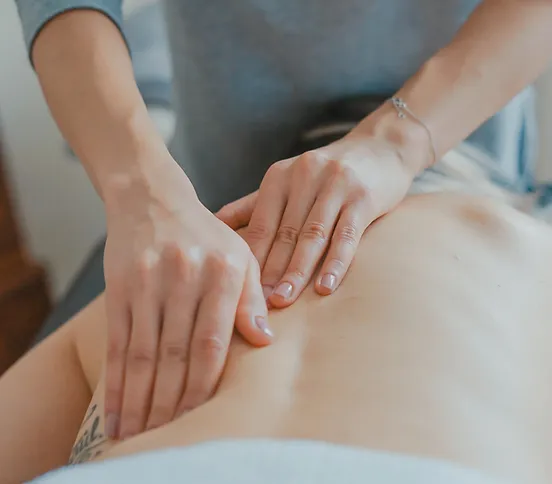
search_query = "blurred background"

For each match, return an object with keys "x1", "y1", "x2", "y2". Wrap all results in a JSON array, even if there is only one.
[
  {"x1": 0, "y1": 0, "x2": 552, "y2": 371},
  {"x1": 0, "y1": 0, "x2": 176, "y2": 371},
  {"x1": 0, "y1": 0, "x2": 175, "y2": 298}
]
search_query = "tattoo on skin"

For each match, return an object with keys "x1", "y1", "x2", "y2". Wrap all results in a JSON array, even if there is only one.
[{"x1": 68, "y1": 404, "x2": 109, "y2": 465}]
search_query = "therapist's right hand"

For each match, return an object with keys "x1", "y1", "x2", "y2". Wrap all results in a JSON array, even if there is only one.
[{"x1": 102, "y1": 159, "x2": 273, "y2": 441}]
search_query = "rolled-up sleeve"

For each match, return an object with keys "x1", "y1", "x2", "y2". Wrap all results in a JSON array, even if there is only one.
[{"x1": 15, "y1": 0, "x2": 125, "y2": 60}]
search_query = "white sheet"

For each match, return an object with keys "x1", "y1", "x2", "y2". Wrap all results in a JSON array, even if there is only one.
[{"x1": 30, "y1": 439, "x2": 511, "y2": 484}]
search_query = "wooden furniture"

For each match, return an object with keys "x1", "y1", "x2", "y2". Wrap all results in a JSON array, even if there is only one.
[{"x1": 0, "y1": 129, "x2": 51, "y2": 375}]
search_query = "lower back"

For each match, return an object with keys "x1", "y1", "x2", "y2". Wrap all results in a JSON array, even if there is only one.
[{"x1": 103, "y1": 193, "x2": 552, "y2": 483}]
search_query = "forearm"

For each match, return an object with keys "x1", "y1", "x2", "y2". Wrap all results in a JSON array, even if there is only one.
[
  {"x1": 363, "y1": 0, "x2": 552, "y2": 173},
  {"x1": 33, "y1": 10, "x2": 177, "y2": 200}
]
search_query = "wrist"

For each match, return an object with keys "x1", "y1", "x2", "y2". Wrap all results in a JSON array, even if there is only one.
[
  {"x1": 354, "y1": 101, "x2": 435, "y2": 174},
  {"x1": 102, "y1": 148, "x2": 197, "y2": 218},
  {"x1": 84, "y1": 106, "x2": 195, "y2": 205},
  {"x1": 84, "y1": 108, "x2": 160, "y2": 185}
]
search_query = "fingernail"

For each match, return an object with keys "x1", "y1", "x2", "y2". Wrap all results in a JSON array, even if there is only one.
[
  {"x1": 105, "y1": 413, "x2": 120, "y2": 439},
  {"x1": 262, "y1": 285, "x2": 273, "y2": 300},
  {"x1": 255, "y1": 316, "x2": 274, "y2": 338},
  {"x1": 274, "y1": 282, "x2": 293, "y2": 299},
  {"x1": 320, "y1": 273, "x2": 337, "y2": 292}
]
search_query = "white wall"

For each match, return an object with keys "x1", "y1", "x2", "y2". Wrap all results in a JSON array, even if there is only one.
[
  {"x1": 0, "y1": 0, "x2": 105, "y2": 298},
  {"x1": 0, "y1": 0, "x2": 173, "y2": 299},
  {"x1": 1, "y1": 0, "x2": 552, "y2": 299}
]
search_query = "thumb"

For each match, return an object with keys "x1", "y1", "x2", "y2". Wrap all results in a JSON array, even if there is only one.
[
  {"x1": 216, "y1": 191, "x2": 258, "y2": 230},
  {"x1": 235, "y1": 258, "x2": 273, "y2": 346}
]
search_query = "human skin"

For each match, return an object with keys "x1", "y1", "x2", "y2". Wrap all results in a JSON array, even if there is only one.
[
  {"x1": 1, "y1": 190, "x2": 551, "y2": 484},
  {"x1": 24, "y1": 0, "x2": 552, "y2": 440}
]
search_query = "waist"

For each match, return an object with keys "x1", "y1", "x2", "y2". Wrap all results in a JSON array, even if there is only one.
[{"x1": 105, "y1": 194, "x2": 552, "y2": 481}]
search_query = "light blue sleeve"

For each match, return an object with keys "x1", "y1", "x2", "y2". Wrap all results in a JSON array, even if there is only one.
[{"x1": 15, "y1": 0, "x2": 125, "y2": 61}]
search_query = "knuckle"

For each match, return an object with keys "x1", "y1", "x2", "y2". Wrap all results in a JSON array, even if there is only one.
[
  {"x1": 324, "y1": 257, "x2": 346, "y2": 272},
  {"x1": 206, "y1": 251, "x2": 228, "y2": 270},
  {"x1": 341, "y1": 165, "x2": 358, "y2": 184},
  {"x1": 207, "y1": 251, "x2": 241, "y2": 278},
  {"x1": 300, "y1": 221, "x2": 328, "y2": 244},
  {"x1": 301, "y1": 150, "x2": 322, "y2": 164},
  {"x1": 336, "y1": 223, "x2": 360, "y2": 246},
  {"x1": 276, "y1": 224, "x2": 300, "y2": 245},
  {"x1": 351, "y1": 184, "x2": 373, "y2": 205},
  {"x1": 196, "y1": 333, "x2": 226, "y2": 362},
  {"x1": 266, "y1": 161, "x2": 284, "y2": 179},
  {"x1": 287, "y1": 268, "x2": 307, "y2": 282},
  {"x1": 162, "y1": 243, "x2": 189, "y2": 272},
  {"x1": 326, "y1": 158, "x2": 345, "y2": 176},
  {"x1": 180, "y1": 248, "x2": 208, "y2": 279},
  {"x1": 296, "y1": 151, "x2": 323, "y2": 175},
  {"x1": 246, "y1": 221, "x2": 272, "y2": 243},
  {"x1": 161, "y1": 241, "x2": 182, "y2": 260},
  {"x1": 107, "y1": 338, "x2": 126, "y2": 362},
  {"x1": 127, "y1": 344, "x2": 156, "y2": 368},
  {"x1": 159, "y1": 342, "x2": 189, "y2": 363}
]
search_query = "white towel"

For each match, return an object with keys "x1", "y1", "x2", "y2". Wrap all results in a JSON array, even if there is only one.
[{"x1": 30, "y1": 439, "x2": 510, "y2": 484}]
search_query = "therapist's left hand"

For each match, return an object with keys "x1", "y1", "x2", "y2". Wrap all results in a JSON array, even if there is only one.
[{"x1": 216, "y1": 122, "x2": 427, "y2": 308}]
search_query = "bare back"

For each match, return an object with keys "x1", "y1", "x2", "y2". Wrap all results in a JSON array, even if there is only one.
[{"x1": 73, "y1": 193, "x2": 552, "y2": 484}]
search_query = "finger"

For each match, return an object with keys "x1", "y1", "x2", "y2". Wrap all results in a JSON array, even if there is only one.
[
  {"x1": 315, "y1": 201, "x2": 370, "y2": 296},
  {"x1": 104, "y1": 287, "x2": 131, "y2": 440},
  {"x1": 145, "y1": 260, "x2": 199, "y2": 431},
  {"x1": 216, "y1": 191, "x2": 259, "y2": 230},
  {"x1": 243, "y1": 164, "x2": 288, "y2": 270},
  {"x1": 176, "y1": 256, "x2": 244, "y2": 415},
  {"x1": 269, "y1": 187, "x2": 344, "y2": 308},
  {"x1": 261, "y1": 156, "x2": 323, "y2": 298},
  {"x1": 235, "y1": 257, "x2": 273, "y2": 346},
  {"x1": 118, "y1": 270, "x2": 161, "y2": 440}
]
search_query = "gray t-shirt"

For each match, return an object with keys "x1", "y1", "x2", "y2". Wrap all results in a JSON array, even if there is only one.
[{"x1": 16, "y1": 0, "x2": 536, "y2": 210}]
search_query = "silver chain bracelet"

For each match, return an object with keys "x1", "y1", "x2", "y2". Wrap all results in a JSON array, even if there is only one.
[{"x1": 389, "y1": 97, "x2": 437, "y2": 166}]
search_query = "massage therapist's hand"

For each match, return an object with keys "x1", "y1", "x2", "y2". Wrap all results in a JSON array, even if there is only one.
[
  {"x1": 217, "y1": 119, "x2": 427, "y2": 308},
  {"x1": 102, "y1": 159, "x2": 273, "y2": 441}
]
